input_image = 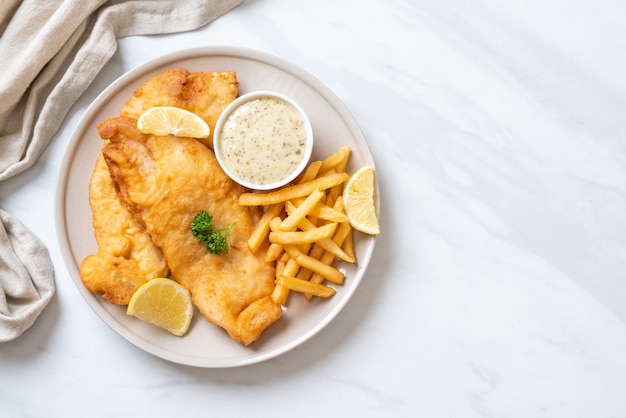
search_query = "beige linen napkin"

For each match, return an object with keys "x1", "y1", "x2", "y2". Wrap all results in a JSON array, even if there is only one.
[
  {"x1": 0, "y1": 209, "x2": 55, "y2": 342},
  {"x1": 0, "y1": 0, "x2": 242, "y2": 341},
  {"x1": 0, "y1": 0, "x2": 243, "y2": 181}
]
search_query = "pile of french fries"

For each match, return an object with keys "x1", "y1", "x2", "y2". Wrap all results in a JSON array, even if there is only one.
[{"x1": 239, "y1": 146, "x2": 356, "y2": 305}]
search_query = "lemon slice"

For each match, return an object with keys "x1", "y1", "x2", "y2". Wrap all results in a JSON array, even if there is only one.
[
  {"x1": 127, "y1": 278, "x2": 193, "y2": 337},
  {"x1": 137, "y1": 106, "x2": 210, "y2": 139},
  {"x1": 343, "y1": 164, "x2": 380, "y2": 235}
]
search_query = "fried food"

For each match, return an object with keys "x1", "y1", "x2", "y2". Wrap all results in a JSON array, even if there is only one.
[
  {"x1": 81, "y1": 69, "x2": 238, "y2": 306},
  {"x1": 238, "y1": 171, "x2": 349, "y2": 206},
  {"x1": 121, "y1": 68, "x2": 239, "y2": 148},
  {"x1": 80, "y1": 153, "x2": 169, "y2": 304},
  {"x1": 251, "y1": 146, "x2": 357, "y2": 305},
  {"x1": 81, "y1": 68, "x2": 365, "y2": 344},
  {"x1": 98, "y1": 116, "x2": 282, "y2": 346},
  {"x1": 276, "y1": 275, "x2": 336, "y2": 298}
]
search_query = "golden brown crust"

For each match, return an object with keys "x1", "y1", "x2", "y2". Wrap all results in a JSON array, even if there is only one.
[
  {"x1": 236, "y1": 296, "x2": 283, "y2": 346},
  {"x1": 99, "y1": 116, "x2": 281, "y2": 345},
  {"x1": 79, "y1": 151, "x2": 168, "y2": 305},
  {"x1": 83, "y1": 68, "x2": 281, "y2": 345}
]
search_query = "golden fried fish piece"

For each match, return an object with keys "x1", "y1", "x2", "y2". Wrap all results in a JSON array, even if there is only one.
[
  {"x1": 80, "y1": 153, "x2": 169, "y2": 304},
  {"x1": 99, "y1": 116, "x2": 282, "y2": 346},
  {"x1": 121, "y1": 68, "x2": 239, "y2": 148},
  {"x1": 81, "y1": 69, "x2": 238, "y2": 305}
]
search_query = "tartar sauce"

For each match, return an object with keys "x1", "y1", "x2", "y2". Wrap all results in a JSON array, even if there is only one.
[{"x1": 219, "y1": 96, "x2": 308, "y2": 186}]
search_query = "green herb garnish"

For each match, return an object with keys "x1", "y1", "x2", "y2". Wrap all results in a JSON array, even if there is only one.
[{"x1": 190, "y1": 210, "x2": 235, "y2": 255}]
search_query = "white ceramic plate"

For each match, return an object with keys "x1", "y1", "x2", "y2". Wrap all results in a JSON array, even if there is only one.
[{"x1": 55, "y1": 46, "x2": 377, "y2": 368}]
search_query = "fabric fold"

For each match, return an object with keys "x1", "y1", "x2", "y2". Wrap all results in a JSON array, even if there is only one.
[
  {"x1": 0, "y1": 209, "x2": 55, "y2": 342},
  {"x1": 0, "y1": 0, "x2": 243, "y2": 182}
]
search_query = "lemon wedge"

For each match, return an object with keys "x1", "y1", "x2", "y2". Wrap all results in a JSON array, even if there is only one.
[
  {"x1": 343, "y1": 164, "x2": 380, "y2": 235},
  {"x1": 127, "y1": 278, "x2": 193, "y2": 337},
  {"x1": 137, "y1": 106, "x2": 210, "y2": 138}
]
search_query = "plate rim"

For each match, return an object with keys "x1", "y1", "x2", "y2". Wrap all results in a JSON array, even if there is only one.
[{"x1": 54, "y1": 45, "x2": 378, "y2": 368}]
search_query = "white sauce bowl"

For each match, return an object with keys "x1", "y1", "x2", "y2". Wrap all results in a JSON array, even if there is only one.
[{"x1": 213, "y1": 91, "x2": 314, "y2": 190}]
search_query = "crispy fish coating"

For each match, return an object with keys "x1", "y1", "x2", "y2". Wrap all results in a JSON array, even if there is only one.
[
  {"x1": 99, "y1": 116, "x2": 282, "y2": 345},
  {"x1": 121, "y1": 68, "x2": 239, "y2": 148},
  {"x1": 80, "y1": 153, "x2": 169, "y2": 305},
  {"x1": 81, "y1": 69, "x2": 238, "y2": 305}
]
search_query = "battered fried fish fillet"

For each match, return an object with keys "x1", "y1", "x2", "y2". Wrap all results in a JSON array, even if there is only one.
[
  {"x1": 80, "y1": 152, "x2": 169, "y2": 304},
  {"x1": 81, "y1": 69, "x2": 238, "y2": 305},
  {"x1": 120, "y1": 68, "x2": 239, "y2": 148},
  {"x1": 99, "y1": 116, "x2": 282, "y2": 346}
]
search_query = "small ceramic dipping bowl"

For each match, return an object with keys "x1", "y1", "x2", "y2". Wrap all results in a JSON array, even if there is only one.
[{"x1": 213, "y1": 91, "x2": 314, "y2": 190}]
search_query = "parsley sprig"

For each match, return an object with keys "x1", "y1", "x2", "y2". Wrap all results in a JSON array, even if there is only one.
[{"x1": 190, "y1": 211, "x2": 235, "y2": 255}]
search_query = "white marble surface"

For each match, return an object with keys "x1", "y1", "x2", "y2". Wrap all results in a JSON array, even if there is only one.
[{"x1": 1, "y1": 0, "x2": 626, "y2": 416}]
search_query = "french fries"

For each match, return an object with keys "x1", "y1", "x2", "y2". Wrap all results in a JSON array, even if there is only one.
[
  {"x1": 247, "y1": 146, "x2": 356, "y2": 304},
  {"x1": 276, "y1": 275, "x2": 336, "y2": 298},
  {"x1": 238, "y1": 171, "x2": 349, "y2": 206},
  {"x1": 289, "y1": 197, "x2": 349, "y2": 223},
  {"x1": 285, "y1": 201, "x2": 354, "y2": 263},
  {"x1": 247, "y1": 203, "x2": 284, "y2": 253},
  {"x1": 269, "y1": 223, "x2": 337, "y2": 245},
  {"x1": 283, "y1": 244, "x2": 345, "y2": 284}
]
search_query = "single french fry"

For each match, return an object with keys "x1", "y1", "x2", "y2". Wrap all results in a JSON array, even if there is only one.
[
  {"x1": 270, "y1": 222, "x2": 337, "y2": 245},
  {"x1": 326, "y1": 179, "x2": 346, "y2": 211},
  {"x1": 331, "y1": 193, "x2": 345, "y2": 211},
  {"x1": 299, "y1": 241, "x2": 313, "y2": 255},
  {"x1": 296, "y1": 265, "x2": 314, "y2": 281},
  {"x1": 342, "y1": 226, "x2": 355, "y2": 261},
  {"x1": 323, "y1": 149, "x2": 350, "y2": 204},
  {"x1": 269, "y1": 216, "x2": 283, "y2": 231},
  {"x1": 316, "y1": 250, "x2": 344, "y2": 282},
  {"x1": 247, "y1": 203, "x2": 284, "y2": 253},
  {"x1": 282, "y1": 257, "x2": 300, "y2": 277},
  {"x1": 277, "y1": 275, "x2": 336, "y2": 298},
  {"x1": 319, "y1": 146, "x2": 350, "y2": 173},
  {"x1": 276, "y1": 257, "x2": 286, "y2": 278},
  {"x1": 298, "y1": 160, "x2": 323, "y2": 183},
  {"x1": 239, "y1": 172, "x2": 349, "y2": 206},
  {"x1": 311, "y1": 203, "x2": 349, "y2": 223},
  {"x1": 283, "y1": 245, "x2": 344, "y2": 284},
  {"x1": 332, "y1": 221, "x2": 353, "y2": 254},
  {"x1": 321, "y1": 147, "x2": 350, "y2": 204},
  {"x1": 266, "y1": 242, "x2": 284, "y2": 262},
  {"x1": 305, "y1": 274, "x2": 326, "y2": 298},
  {"x1": 325, "y1": 185, "x2": 342, "y2": 207},
  {"x1": 271, "y1": 284, "x2": 290, "y2": 305},
  {"x1": 272, "y1": 257, "x2": 301, "y2": 305},
  {"x1": 279, "y1": 189, "x2": 325, "y2": 231},
  {"x1": 266, "y1": 217, "x2": 287, "y2": 261}
]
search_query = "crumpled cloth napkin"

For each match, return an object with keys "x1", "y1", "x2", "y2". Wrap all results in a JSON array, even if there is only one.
[
  {"x1": 0, "y1": 209, "x2": 55, "y2": 342},
  {"x1": 0, "y1": 0, "x2": 242, "y2": 341},
  {"x1": 0, "y1": 0, "x2": 243, "y2": 181}
]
